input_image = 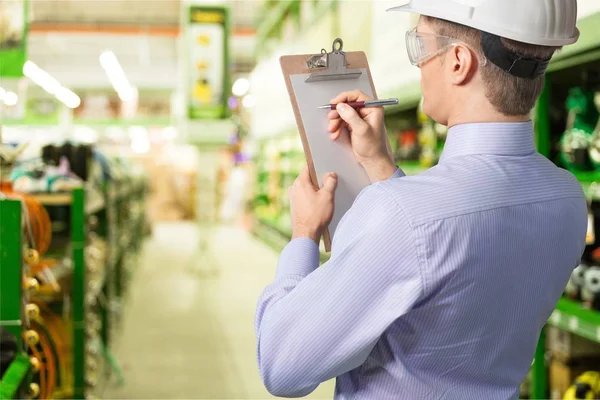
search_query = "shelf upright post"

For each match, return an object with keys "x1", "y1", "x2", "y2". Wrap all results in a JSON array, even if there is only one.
[
  {"x1": 530, "y1": 327, "x2": 548, "y2": 399},
  {"x1": 71, "y1": 188, "x2": 86, "y2": 399},
  {"x1": 114, "y1": 192, "x2": 122, "y2": 302},
  {"x1": 0, "y1": 199, "x2": 32, "y2": 399},
  {"x1": 100, "y1": 183, "x2": 111, "y2": 372},
  {"x1": 0, "y1": 199, "x2": 24, "y2": 347}
]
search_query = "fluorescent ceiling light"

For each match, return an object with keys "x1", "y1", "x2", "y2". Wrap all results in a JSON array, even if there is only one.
[
  {"x1": 55, "y1": 87, "x2": 81, "y2": 109},
  {"x1": 23, "y1": 60, "x2": 80, "y2": 109},
  {"x1": 99, "y1": 50, "x2": 136, "y2": 102},
  {"x1": 4, "y1": 91, "x2": 18, "y2": 106},
  {"x1": 232, "y1": 78, "x2": 250, "y2": 97},
  {"x1": 23, "y1": 61, "x2": 61, "y2": 95}
]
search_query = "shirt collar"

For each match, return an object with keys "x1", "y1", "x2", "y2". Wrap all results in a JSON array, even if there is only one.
[{"x1": 439, "y1": 121, "x2": 536, "y2": 163}]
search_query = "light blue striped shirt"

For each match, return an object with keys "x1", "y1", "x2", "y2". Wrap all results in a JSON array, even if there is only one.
[{"x1": 255, "y1": 122, "x2": 588, "y2": 399}]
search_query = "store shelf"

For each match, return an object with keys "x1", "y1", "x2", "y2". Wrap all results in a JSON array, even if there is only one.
[
  {"x1": 572, "y1": 171, "x2": 600, "y2": 183},
  {"x1": 568, "y1": 171, "x2": 600, "y2": 201},
  {"x1": 547, "y1": 12, "x2": 600, "y2": 73},
  {"x1": 31, "y1": 192, "x2": 106, "y2": 215},
  {"x1": 548, "y1": 298, "x2": 600, "y2": 344},
  {"x1": 31, "y1": 192, "x2": 72, "y2": 206},
  {"x1": 0, "y1": 354, "x2": 31, "y2": 399}
]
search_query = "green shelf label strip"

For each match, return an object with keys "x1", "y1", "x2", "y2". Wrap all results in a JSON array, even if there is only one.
[{"x1": 549, "y1": 298, "x2": 600, "y2": 343}]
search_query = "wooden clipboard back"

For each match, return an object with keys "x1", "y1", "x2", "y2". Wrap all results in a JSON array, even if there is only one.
[{"x1": 280, "y1": 40, "x2": 378, "y2": 252}]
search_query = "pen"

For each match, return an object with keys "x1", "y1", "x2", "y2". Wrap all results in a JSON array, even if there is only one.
[{"x1": 318, "y1": 98, "x2": 399, "y2": 110}]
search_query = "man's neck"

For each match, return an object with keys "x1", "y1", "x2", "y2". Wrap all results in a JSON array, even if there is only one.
[{"x1": 447, "y1": 100, "x2": 530, "y2": 128}]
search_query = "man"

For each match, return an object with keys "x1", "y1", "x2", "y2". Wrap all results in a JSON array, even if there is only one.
[{"x1": 255, "y1": 0, "x2": 587, "y2": 398}]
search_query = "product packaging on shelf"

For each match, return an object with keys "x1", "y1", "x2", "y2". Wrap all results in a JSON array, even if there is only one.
[
  {"x1": 547, "y1": 326, "x2": 600, "y2": 362},
  {"x1": 549, "y1": 357, "x2": 600, "y2": 399}
]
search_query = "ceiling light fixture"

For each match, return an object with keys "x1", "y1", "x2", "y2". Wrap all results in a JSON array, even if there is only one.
[
  {"x1": 56, "y1": 87, "x2": 81, "y2": 109},
  {"x1": 22, "y1": 60, "x2": 81, "y2": 109},
  {"x1": 4, "y1": 91, "x2": 18, "y2": 107},
  {"x1": 99, "y1": 50, "x2": 136, "y2": 102},
  {"x1": 232, "y1": 78, "x2": 250, "y2": 97}
]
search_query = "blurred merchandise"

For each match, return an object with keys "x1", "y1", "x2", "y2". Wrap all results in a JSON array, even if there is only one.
[
  {"x1": 559, "y1": 87, "x2": 599, "y2": 171},
  {"x1": 137, "y1": 143, "x2": 199, "y2": 223},
  {"x1": 582, "y1": 265, "x2": 600, "y2": 310},
  {"x1": 546, "y1": 326, "x2": 600, "y2": 362},
  {"x1": 0, "y1": 119, "x2": 149, "y2": 399},
  {"x1": 0, "y1": 0, "x2": 26, "y2": 77},
  {"x1": 416, "y1": 99, "x2": 447, "y2": 168},
  {"x1": 563, "y1": 371, "x2": 600, "y2": 400},
  {"x1": 550, "y1": 358, "x2": 600, "y2": 399},
  {"x1": 566, "y1": 263, "x2": 590, "y2": 301}
]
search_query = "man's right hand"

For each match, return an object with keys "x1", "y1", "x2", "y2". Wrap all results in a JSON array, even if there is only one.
[{"x1": 327, "y1": 90, "x2": 397, "y2": 183}]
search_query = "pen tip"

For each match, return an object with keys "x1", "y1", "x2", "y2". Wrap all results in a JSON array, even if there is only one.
[{"x1": 318, "y1": 105, "x2": 329, "y2": 109}]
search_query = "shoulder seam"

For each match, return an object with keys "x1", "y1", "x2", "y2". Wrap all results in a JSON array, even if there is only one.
[
  {"x1": 411, "y1": 194, "x2": 585, "y2": 227},
  {"x1": 375, "y1": 182, "x2": 429, "y2": 298}
]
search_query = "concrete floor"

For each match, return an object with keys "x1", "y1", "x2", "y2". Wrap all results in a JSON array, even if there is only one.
[{"x1": 103, "y1": 222, "x2": 335, "y2": 399}]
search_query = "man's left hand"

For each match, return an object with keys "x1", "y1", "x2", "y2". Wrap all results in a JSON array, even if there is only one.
[{"x1": 290, "y1": 165, "x2": 337, "y2": 244}]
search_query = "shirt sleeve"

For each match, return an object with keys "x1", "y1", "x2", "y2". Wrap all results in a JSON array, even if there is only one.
[{"x1": 255, "y1": 183, "x2": 423, "y2": 397}]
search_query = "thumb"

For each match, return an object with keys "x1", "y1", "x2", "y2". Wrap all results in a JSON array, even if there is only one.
[
  {"x1": 321, "y1": 172, "x2": 338, "y2": 194},
  {"x1": 337, "y1": 103, "x2": 368, "y2": 132}
]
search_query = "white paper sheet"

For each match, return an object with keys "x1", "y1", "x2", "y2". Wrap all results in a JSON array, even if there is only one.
[{"x1": 290, "y1": 70, "x2": 372, "y2": 240}]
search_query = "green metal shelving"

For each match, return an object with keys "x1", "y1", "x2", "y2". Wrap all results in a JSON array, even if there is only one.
[
  {"x1": 0, "y1": 355, "x2": 31, "y2": 400},
  {"x1": 0, "y1": 199, "x2": 32, "y2": 400},
  {"x1": 549, "y1": 298, "x2": 600, "y2": 343},
  {"x1": 530, "y1": 300, "x2": 600, "y2": 399},
  {"x1": 0, "y1": 199, "x2": 24, "y2": 347},
  {"x1": 28, "y1": 182, "x2": 147, "y2": 398},
  {"x1": 71, "y1": 189, "x2": 87, "y2": 399},
  {"x1": 30, "y1": 189, "x2": 96, "y2": 399}
]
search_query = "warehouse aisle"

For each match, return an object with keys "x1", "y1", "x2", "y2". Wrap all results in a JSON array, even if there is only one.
[{"x1": 103, "y1": 222, "x2": 335, "y2": 399}]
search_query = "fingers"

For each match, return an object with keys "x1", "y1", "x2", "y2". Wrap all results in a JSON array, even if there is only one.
[
  {"x1": 299, "y1": 164, "x2": 310, "y2": 181},
  {"x1": 336, "y1": 103, "x2": 368, "y2": 132},
  {"x1": 328, "y1": 118, "x2": 343, "y2": 133},
  {"x1": 330, "y1": 90, "x2": 372, "y2": 105},
  {"x1": 295, "y1": 164, "x2": 316, "y2": 190},
  {"x1": 321, "y1": 172, "x2": 338, "y2": 194}
]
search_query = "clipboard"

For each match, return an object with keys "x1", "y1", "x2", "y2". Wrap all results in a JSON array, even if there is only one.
[{"x1": 280, "y1": 38, "x2": 377, "y2": 252}]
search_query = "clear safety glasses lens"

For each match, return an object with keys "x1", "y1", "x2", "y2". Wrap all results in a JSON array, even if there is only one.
[{"x1": 405, "y1": 29, "x2": 459, "y2": 66}]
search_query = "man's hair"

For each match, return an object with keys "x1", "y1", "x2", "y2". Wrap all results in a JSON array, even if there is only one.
[{"x1": 425, "y1": 16, "x2": 561, "y2": 116}]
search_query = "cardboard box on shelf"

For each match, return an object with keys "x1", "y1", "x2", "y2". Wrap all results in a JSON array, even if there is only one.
[
  {"x1": 547, "y1": 326, "x2": 600, "y2": 362},
  {"x1": 549, "y1": 357, "x2": 600, "y2": 400}
]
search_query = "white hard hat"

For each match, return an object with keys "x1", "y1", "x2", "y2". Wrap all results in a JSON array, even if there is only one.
[{"x1": 388, "y1": 0, "x2": 580, "y2": 46}]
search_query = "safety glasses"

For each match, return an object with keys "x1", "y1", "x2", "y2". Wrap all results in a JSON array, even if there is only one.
[{"x1": 405, "y1": 28, "x2": 485, "y2": 66}]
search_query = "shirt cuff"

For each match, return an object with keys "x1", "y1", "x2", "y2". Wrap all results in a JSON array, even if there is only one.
[
  {"x1": 276, "y1": 237, "x2": 320, "y2": 279},
  {"x1": 389, "y1": 167, "x2": 406, "y2": 179}
]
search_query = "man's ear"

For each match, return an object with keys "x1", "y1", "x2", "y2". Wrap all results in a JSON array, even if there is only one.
[{"x1": 448, "y1": 44, "x2": 475, "y2": 85}]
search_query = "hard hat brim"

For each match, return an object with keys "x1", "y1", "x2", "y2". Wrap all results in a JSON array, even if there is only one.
[{"x1": 386, "y1": 4, "x2": 580, "y2": 47}]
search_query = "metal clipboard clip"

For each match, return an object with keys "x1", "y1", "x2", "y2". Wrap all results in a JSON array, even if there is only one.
[{"x1": 305, "y1": 38, "x2": 362, "y2": 83}]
